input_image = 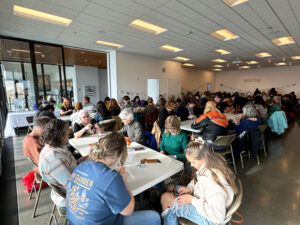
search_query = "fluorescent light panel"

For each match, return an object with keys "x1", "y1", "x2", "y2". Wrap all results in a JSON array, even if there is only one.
[
  {"x1": 291, "y1": 56, "x2": 300, "y2": 60},
  {"x1": 213, "y1": 49, "x2": 231, "y2": 55},
  {"x1": 240, "y1": 66, "x2": 250, "y2": 69},
  {"x1": 210, "y1": 29, "x2": 239, "y2": 41},
  {"x1": 275, "y1": 62, "x2": 287, "y2": 66},
  {"x1": 211, "y1": 59, "x2": 227, "y2": 63},
  {"x1": 212, "y1": 65, "x2": 224, "y2": 68},
  {"x1": 223, "y1": 0, "x2": 248, "y2": 7},
  {"x1": 272, "y1": 36, "x2": 295, "y2": 46},
  {"x1": 246, "y1": 61, "x2": 258, "y2": 64},
  {"x1": 255, "y1": 52, "x2": 271, "y2": 58},
  {"x1": 173, "y1": 56, "x2": 190, "y2": 61},
  {"x1": 11, "y1": 48, "x2": 42, "y2": 54},
  {"x1": 159, "y1": 45, "x2": 183, "y2": 52},
  {"x1": 212, "y1": 68, "x2": 222, "y2": 71},
  {"x1": 182, "y1": 63, "x2": 194, "y2": 67},
  {"x1": 13, "y1": 5, "x2": 72, "y2": 26},
  {"x1": 96, "y1": 40, "x2": 124, "y2": 48},
  {"x1": 128, "y1": 19, "x2": 167, "y2": 35}
]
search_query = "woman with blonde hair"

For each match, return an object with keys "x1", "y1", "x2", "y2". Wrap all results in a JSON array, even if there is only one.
[
  {"x1": 66, "y1": 132, "x2": 161, "y2": 225},
  {"x1": 60, "y1": 97, "x2": 74, "y2": 116},
  {"x1": 191, "y1": 101, "x2": 228, "y2": 145},
  {"x1": 160, "y1": 116, "x2": 188, "y2": 161},
  {"x1": 158, "y1": 100, "x2": 177, "y2": 132},
  {"x1": 161, "y1": 142, "x2": 238, "y2": 225}
]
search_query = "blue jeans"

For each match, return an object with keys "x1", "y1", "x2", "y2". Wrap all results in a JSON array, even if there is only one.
[
  {"x1": 162, "y1": 203, "x2": 215, "y2": 225},
  {"x1": 122, "y1": 210, "x2": 161, "y2": 225}
]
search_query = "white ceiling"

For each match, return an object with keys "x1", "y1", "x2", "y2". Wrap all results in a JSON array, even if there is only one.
[{"x1": 1, "y1": 0, "x2": 300, "y2": 70}]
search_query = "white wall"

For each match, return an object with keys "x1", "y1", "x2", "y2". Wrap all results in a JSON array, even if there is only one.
[
  {"x1": 215, "y1": 65, "x2": 300, "y2": 97},
  {"x1": 181, "y1": 69, "x2": 215, "y2": 93},
  {"x1": 115, "y1": 52, "x2": 182, "y2": 101},
  {"x1": 74, "y1": 66, "x2": 100, "y2": 104}
]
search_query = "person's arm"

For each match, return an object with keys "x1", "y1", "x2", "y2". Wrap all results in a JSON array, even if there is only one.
[
  {"x1": 119, "y1": 171, "x2": 134, "y2": 215},
  {"x1": 132, "y1": 122, "x2": 144, "y2": 144},
  {"x1": 74, "y1": 123, "x2": 92, "y2": 138},
  {"x1": 191, "y1": 116, "x2": 210, "y2": 130},
  {"x1": 176, "y1": 132, "x2": 188, "y2": 160}
]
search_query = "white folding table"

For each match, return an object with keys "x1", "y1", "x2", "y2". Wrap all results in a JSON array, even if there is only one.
[
  {"x1": 180, "y1": 119, "x2": 201, "y2": 133},
  {"x1": 69, "y1": 138, "x2": 184, "y2": 196}
]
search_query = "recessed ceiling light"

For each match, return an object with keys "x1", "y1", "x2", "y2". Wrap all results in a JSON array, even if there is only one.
[
  {"x1": 173, "y1": 56, "x2": 190, "y2": 61},
  {"x1": 274, "y1": 62, "x2": 287, "y2": 66},
  {"x1": 272, "y1": 36, "x2": 295, "y2": 46},
  {"x1": 96, "y1": 40, "x2": 124, "y2": 48},
  {"x1": 128, "y1": 19, "x2": 167, "y2": 35},
  {"x1": 13, "y1": 5, "x2": 72, "y2": 26},
  {"x1": 213, "y1": 49, "x2": 231, "y2": 55},
  {"x1": 211, "y1": 59, "x2": 227, "y2": 63},
  {"x1": 255, "y1": 52, "x2": 271, "y2": 58},
  {"x1": 182, "y1": 63, "x2": 194, "y2": 67},
  {"x1": 212, "y1": 65, "x2": 224, "y2": 68},
  {"x1": 246, "y1": 61, "x2": 258, "y2": 64},
  {"x1": 210, "y1": 29, "x2": 239, "y2": 41},
  {"x1": 291, "y1": 56, "x2": 300, "y2": 60},
  {"x1": 11, "y1": 48, "x2": 42, "y2": 54},
  {"x1": 240, "y1": 66, "x2": 250, "y2": 69},
  {"x1": 222, "y1": 0, "x2": 248, "y2": 7},
  {"x1": 159, "y1": 45, "x2": 183, "y2": 52},
  {"x1": 212, "y1": 68, "x2": 222, "y2": 71}
]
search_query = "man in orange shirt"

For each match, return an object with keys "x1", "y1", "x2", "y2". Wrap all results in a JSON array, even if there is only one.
[{"x1": 23, "y1": 117, "x2": 50, "y2": 165}]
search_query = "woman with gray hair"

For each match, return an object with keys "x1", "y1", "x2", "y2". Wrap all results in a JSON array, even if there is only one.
[
  {"x1": 73, "y1": 110, "x2": 102, "y2": 138},
  {"x1": 119, "y1": 108, "x2": 145, "y2": 144},
  {"x1": 234, "y1": 104, "x2": 261, "y2": 135}
]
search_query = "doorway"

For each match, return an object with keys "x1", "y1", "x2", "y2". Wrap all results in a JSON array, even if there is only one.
[{"x1": 147, "y1": 79, "x2": 159, "y2": 104}]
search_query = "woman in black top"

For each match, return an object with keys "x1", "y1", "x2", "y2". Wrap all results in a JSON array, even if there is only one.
[
  {"x1": 73, "y1": 110, "x2": 102, "y2": 138},
  {"x1": 60, "y1": 97, "x2": 74, "y2": 116},
  {"x1": 158, "y1": 100, "x2": 177, "y2": 132}
]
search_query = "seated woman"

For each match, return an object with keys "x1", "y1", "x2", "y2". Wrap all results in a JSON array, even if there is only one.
[
  {"x1": 254, "y1": 95, "x2": 268, "y2": 119},
  {"x1": 234, "y1": 104, "x2": 261, "y2": 135},
  {"x1": 161, "y1": 142, "x2": 238, "y2": 225},
  {"x1": 191, "y1": 101, "x2": 228, "y2": 144},
  {"x1": 70, "y1": 102, "x2": 83, "y2": 125},
  {"x1": 38, "y1": 104, "x2": 56, "y2": 119},
  {"x1": 160, "y1": 116, "x2": 188, "y2": 161},
  {"x1": 109, "y1": 98, "x2": 121, "y2": 116},
  {"x1": 158, "y1": 100, "x2": 177, "y2": 133},
  {"x1": 119, "y1": 108, "x2": 145, "y2": 144},
  {"x1": 39, "y1": 119, "x2": 77, "y2": 215},
  {"x1": 120, "y1": 95, "x2": 132, "y2": 111},
  {"x1": 60, "y1": 97, "x2": 74, "y2": 116},
  {"x1": 66, "y1": 132, "x2": 161, "y2": 225},
  {"x1": 94, "y1": 101, "x2": 112, "y2": 123},
  {"x1": 176, "y1": 100, "x2": 196, "y2": 121},
  {"x1": 132, "y1": 96, "x2": 141, "y2": 108},
  {"x1": 224, "y1": 99, "x2": 235, "y2": 113},
  {"x1": 73, "y1": 110, "x2": 102, "y2": 138},
  {"x1": 144, "y1": 97, "x2": 159, "y2": 114},
  {"x1": 82, "y1": 96, "x2": 96, "y2": 112}
]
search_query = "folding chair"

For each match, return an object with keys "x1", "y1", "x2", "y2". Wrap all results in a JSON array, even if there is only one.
[
  {"x1": 26, "y1": 157, "x2": 44, "y2": 218},
  {"x1": 258, "y1": 125, "x2": 268, "y2": 157},
  {"x1": 211, "y1": 134, "x2": 237, "y2": 174},
  {"x1": 179, "y1": 179, "x2": 244, "y2": 225},
  {"x1": 26, "y1": 116, "x2": 34, "y2": 134},
  {"x1": 48, "y1": 184, "x2": 67, "y2": 225}
]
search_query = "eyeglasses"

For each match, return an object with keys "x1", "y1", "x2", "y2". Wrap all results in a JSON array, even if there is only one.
[{"x1": 168, "y1": 127, "x2": 176, "y2": 131}]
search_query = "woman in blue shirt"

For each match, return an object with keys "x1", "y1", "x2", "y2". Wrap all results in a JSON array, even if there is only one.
[
  {"x1": 66, "y1": 132, "x2": 161, "y2": 225},
  {"x1": 94, "y1": 101, "x2": 112, "y2": 123}
]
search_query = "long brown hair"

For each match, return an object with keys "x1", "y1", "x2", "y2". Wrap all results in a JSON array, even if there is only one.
[
  {"x1": 185, "y1": 142, "x2": 238, "y2": 198},
  {"x1": 88, "y1": 132, "x2": 127, "y2": 165},
  {"x1": 109, "y1": 98, "x2": 121, "y2": 111}
]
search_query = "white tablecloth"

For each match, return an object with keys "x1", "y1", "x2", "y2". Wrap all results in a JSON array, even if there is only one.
[
  {"x1": 180, "y1": 119, "x2": 201, "y2": 133},
  {"x1": 4, "y1": 111, "x2": 37, "y2": 138},
  {"x1": 69, "y1": 138, "x2": 184, "y2": 196}
]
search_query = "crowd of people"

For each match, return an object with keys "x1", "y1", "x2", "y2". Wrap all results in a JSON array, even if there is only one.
[{"x1": 22, "y1": 87, "x2": 298, "y2": 225}]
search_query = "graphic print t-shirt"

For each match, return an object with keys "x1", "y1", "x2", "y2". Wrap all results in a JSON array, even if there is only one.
[{"x1": 66, "y1": 160, "x2": 131, "y2": 225}]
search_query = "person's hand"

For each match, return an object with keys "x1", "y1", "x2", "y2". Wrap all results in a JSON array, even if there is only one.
[
  {"x1": 119, "y1": 168, "x2": 128, "y2": 181},
  {"x1": 177, "y1": 194, "x2": 194, "y2": 205},
  {"x1": 85, "y1": 124, "x2": 93, "y2": 130},
  {"x1": 178, "y1": 186, "x2": 191, "y2": 195},
  {"x1": 188, "y1": 115, "x2": 195, "y2": 119},
  {"x1": 160, "y1": 151, "x2": 166, "y2": 154},
  {"x1": 68, "y1": 109, "x2": 73, "y2": 112}
]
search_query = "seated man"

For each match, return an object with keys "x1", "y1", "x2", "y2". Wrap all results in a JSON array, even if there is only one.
[
  {"x1": 39, "y1": 119, "x2": 77, "y2": 215},
  {"x1": 23, "y1": 117, "x2": 50, "y2": 165}
]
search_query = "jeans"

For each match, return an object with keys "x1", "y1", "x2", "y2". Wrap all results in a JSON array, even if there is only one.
[
  {"x1": 162, "y1": 203, "x2": 215, "y2": 225},
  {"x1": 122, "y1": 210, "x2": 161, "y2": 225}
]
